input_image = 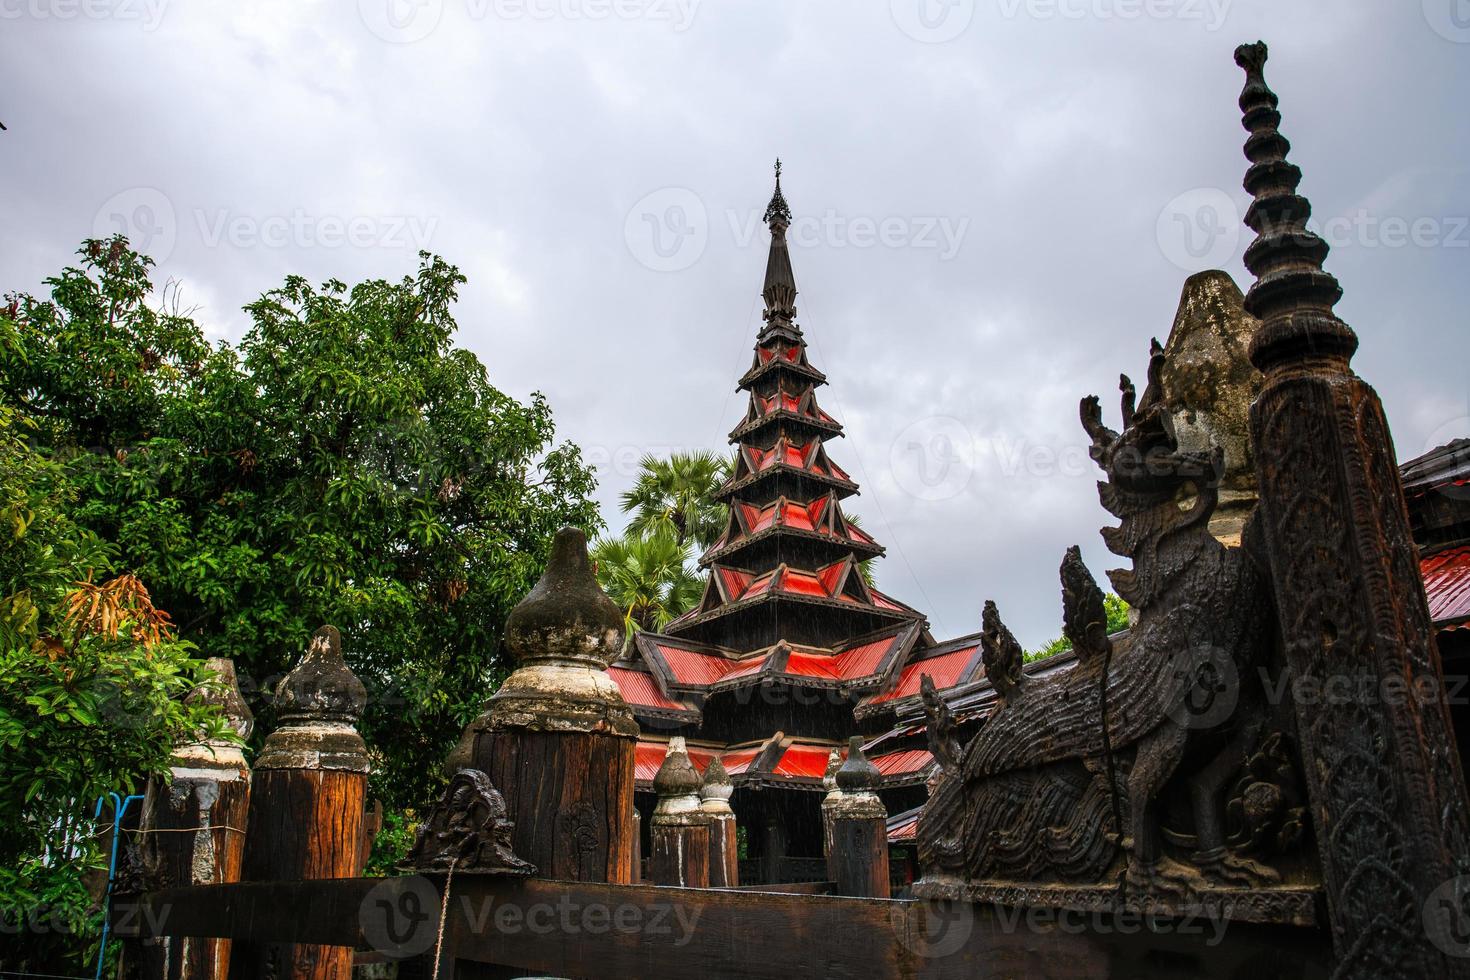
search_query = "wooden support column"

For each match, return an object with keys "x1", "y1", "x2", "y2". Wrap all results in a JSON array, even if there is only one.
[
  {"x1": 134, "y1": 658, "x2": 253, "y2": 980},
  {"x1": 826, "y1": 737, "x2": 888, "y2": 898},
  {"x1": 1232, "y1": 43, "x2": 1470, "y2": 977},
  {"x1": 449, "y1": 527, "x2": 639, "y2": 883},
  {"x1": 761, "y1": 812, "x2": 787, "y2": 886},
  {"x1": 700, "y1": 756, "x2": 738, "y2": 888},
  {"x1": 231, "y1": 627, "x2": 369, "y2": 980},
  {"x1": 647, "y1": 738, "x2": 710, "y2": 888}
]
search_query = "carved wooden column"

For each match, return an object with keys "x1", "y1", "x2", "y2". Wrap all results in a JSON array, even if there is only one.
[
  {"x1": 135, "y1": 658, "x2": 253, "y2": 980},
  {"x1": 450, "y1": 527, "x2": 639, "y2": 882},
  {"x1": 232, "y1": 626, "x2": 369, "y2": 980},
  {"x1": 647, "y1": 737, "x2": 710, "y2": 888},
  {"x1": 1233, "y1": 42, "x2": 1470, "y2": 977},
  {"x1": 819, "y1": 747, "x2": 843, "y2": 859},
  {"x1": 700, "y1": 756, "x2": 739, "y2": 887},
  {"x1": 826, "y1": 737, "x2": 889, "y2": 898}
]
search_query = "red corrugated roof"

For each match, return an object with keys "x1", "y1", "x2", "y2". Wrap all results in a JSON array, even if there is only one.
[
  {"x1": 657, "y1": 644, "x2": 754, "y2": 686},
  {"x1": 887, "y1": 809, "x2": 920, "y2": 843},
  {"x1": 1424, "y1": 545, "x2": 1470, "y2": 627},
  {"x1": 864, "y1": 645, "x2": 979, "y2": 707},
  {"x1": 871, "y1": 748, "x2": 934, "y2": 778},
  {"x1": 770, "y1": 743, "x2": 834, "y2": 779},
  {"x1": 720, "y1": 747, "x2": 763, "y2": 776},
  {"x1": 829, "y1": 635, "x2": 899, "y2": 677},
  {"x1": 608, "y1": 667, "x2": 689, "y2": 713}
]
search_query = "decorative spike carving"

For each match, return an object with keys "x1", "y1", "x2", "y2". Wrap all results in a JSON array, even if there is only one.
[
  {"x1": 1060, "y1": 547, "x2": 1110, "y2": 663},
  {"x1": 921, "y1": 675, "x2": 962, "y2": 773},
  {"x1": 979, "y1": 600, "x2": 1024, "y2": 704}
]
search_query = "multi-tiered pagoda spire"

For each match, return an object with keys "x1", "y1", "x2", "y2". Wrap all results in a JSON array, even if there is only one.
[
  {"x1": 610, "y1": 168, "x2": 985, "y2": 883},
  {"x1": 664, "y1": 164, "x2": 922, "y2": 650}
]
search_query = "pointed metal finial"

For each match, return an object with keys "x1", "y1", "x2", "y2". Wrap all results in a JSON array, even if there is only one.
[{"x1": 764, "y1": 160, "x2": 792, "y2": 230}]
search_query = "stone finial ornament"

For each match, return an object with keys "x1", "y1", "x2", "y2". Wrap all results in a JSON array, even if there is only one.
[
  {"x1": 481, "y1": 527, "x2": 637, "y2": 737},
  {"x1": 821, "y1": 748, "x2": 844, "y2": 798},
  {"x1": 832, "y1": 736, "x2": 886, "y2": 819},
  {"x1": 175, "y1": 657, "x2": 254, "y2": 773},
  {"x1": 653, "y1": 737, "x2": 704, "y2": 822},
  {"x1": 699, "y1": 754, "x2": 734, "y2": 816},
  {"x1": 254, "y1": 626, "x2": 369, "y2": 773}
]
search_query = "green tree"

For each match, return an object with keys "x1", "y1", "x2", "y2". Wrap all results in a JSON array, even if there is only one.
[
  {"x1": 619, "y1": 450, "x2": 730, "y2": 549},
  {"x1": 1024, "y1": 593, "x2": 1132, "y2": 663},
  {"x1": 0, "y1": 394, "x2": 230, "y2": 975},
  {"x1": 591, "y1": 531, "x2": 704, "y2": 634},
  {"x1": 2, "y1": 238, "x2": 602, "y2": 810}
]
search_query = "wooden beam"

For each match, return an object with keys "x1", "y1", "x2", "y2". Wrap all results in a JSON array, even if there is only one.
[{"x1": 111, "y1": 876, "x2": 1333, "y2": 979}]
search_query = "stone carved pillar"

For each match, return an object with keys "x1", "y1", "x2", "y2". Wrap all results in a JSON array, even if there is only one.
[
  {"x1": 826, "y1": 737, "x2": 889, "y2": 898},
  {"x1": 647, "y1": 737, "x2": 710, "y2": 888},
  {"x1": 1233, "y1": 42, "x2": 1470, "y2": 977},
  {"x1": 450, "y1": 527, "x2": 639, "y2": 883},
  {"x1": 700, "y1": 756, "x2": 739, "y2": 888},
  {"x1": 233, "y1": 627, "x2": 370, "y2": 980},
  {"x1": 136, "y1": 658, "x2": 253, "y2": 980}
]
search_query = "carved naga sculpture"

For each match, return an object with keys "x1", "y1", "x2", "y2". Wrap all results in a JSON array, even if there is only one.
[{"x1": 918, "y1": 340, "x2": 1306, "y2": 909}]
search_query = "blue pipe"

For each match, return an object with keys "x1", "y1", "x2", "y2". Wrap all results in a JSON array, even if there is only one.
[{"x1": 93, "y1": 791, "x2": 144, "y2": 980}]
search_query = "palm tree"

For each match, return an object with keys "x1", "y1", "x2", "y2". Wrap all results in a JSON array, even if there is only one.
[
  {"x1": 591, "y1": 532, "x2": 705, "y2": 635},
  {"x1": 620, "y1": 450, "x2": 732, "y2": 550}
]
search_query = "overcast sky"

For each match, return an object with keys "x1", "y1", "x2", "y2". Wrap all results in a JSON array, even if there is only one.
[{"x1": 2, "y1": 0, "x2": 1466, "y2": 648}]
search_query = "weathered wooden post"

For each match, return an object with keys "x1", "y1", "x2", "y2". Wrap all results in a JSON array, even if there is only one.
[
  {"x1": 232, "y1": 626, "x2": 369, "y2": 980},
  {"x1": 1233, "y1": 42, "x2": 1470, "y2": 977},
  {"x1": 819, "y1": 747, "x2": 843, "y2": 860},
  {"x1": 826, "y1": 736, "x2": 888, "y2": 898},
  {"x1": 700, "y1": 756, "x2": 739, "y2": 887},
  {"x1": 449, "y1": 526, "x2": 639, "y2": 882},
  {"x1": 647, "y1": 737, "x2": 711, "y2": 888},
  {"x1": 134, "y1": 658, "x2": 253, "y2": 980}
]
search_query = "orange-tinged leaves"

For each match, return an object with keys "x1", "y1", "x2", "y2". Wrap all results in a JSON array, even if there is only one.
[{"x1": 62, "y1": 572, "x2": 174, "y2": 649}]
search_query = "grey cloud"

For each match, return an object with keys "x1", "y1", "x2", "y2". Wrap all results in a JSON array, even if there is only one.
[{"x1": 2, "y1": 0, "x2": 1466, "y2": 647}]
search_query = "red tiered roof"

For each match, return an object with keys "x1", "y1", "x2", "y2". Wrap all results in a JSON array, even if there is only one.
[
  {"x1": 855, "y1": 636, "x2": 984, "y2": 718},
  {"x1": 767, "y1": 742, "x2": 834, "y2": 780},
  {"x1": 757, "y1": 344, "x2": 802, "y2": 366},
  {"x1": 632, "y1": 622, "x2": 923, "y2": 694},
  {"x1": 870, "y1": 748, "x2": 935, "y2": 780},
  {"x1": 718, "y1": 746, "x2": 765, "y2": 776},
  {"x1": 708, "y1": 558, "x2": 870, "y2": 606},
  {"x1": 703, "y1": 494, "x2": 883, "y2": 566}
]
